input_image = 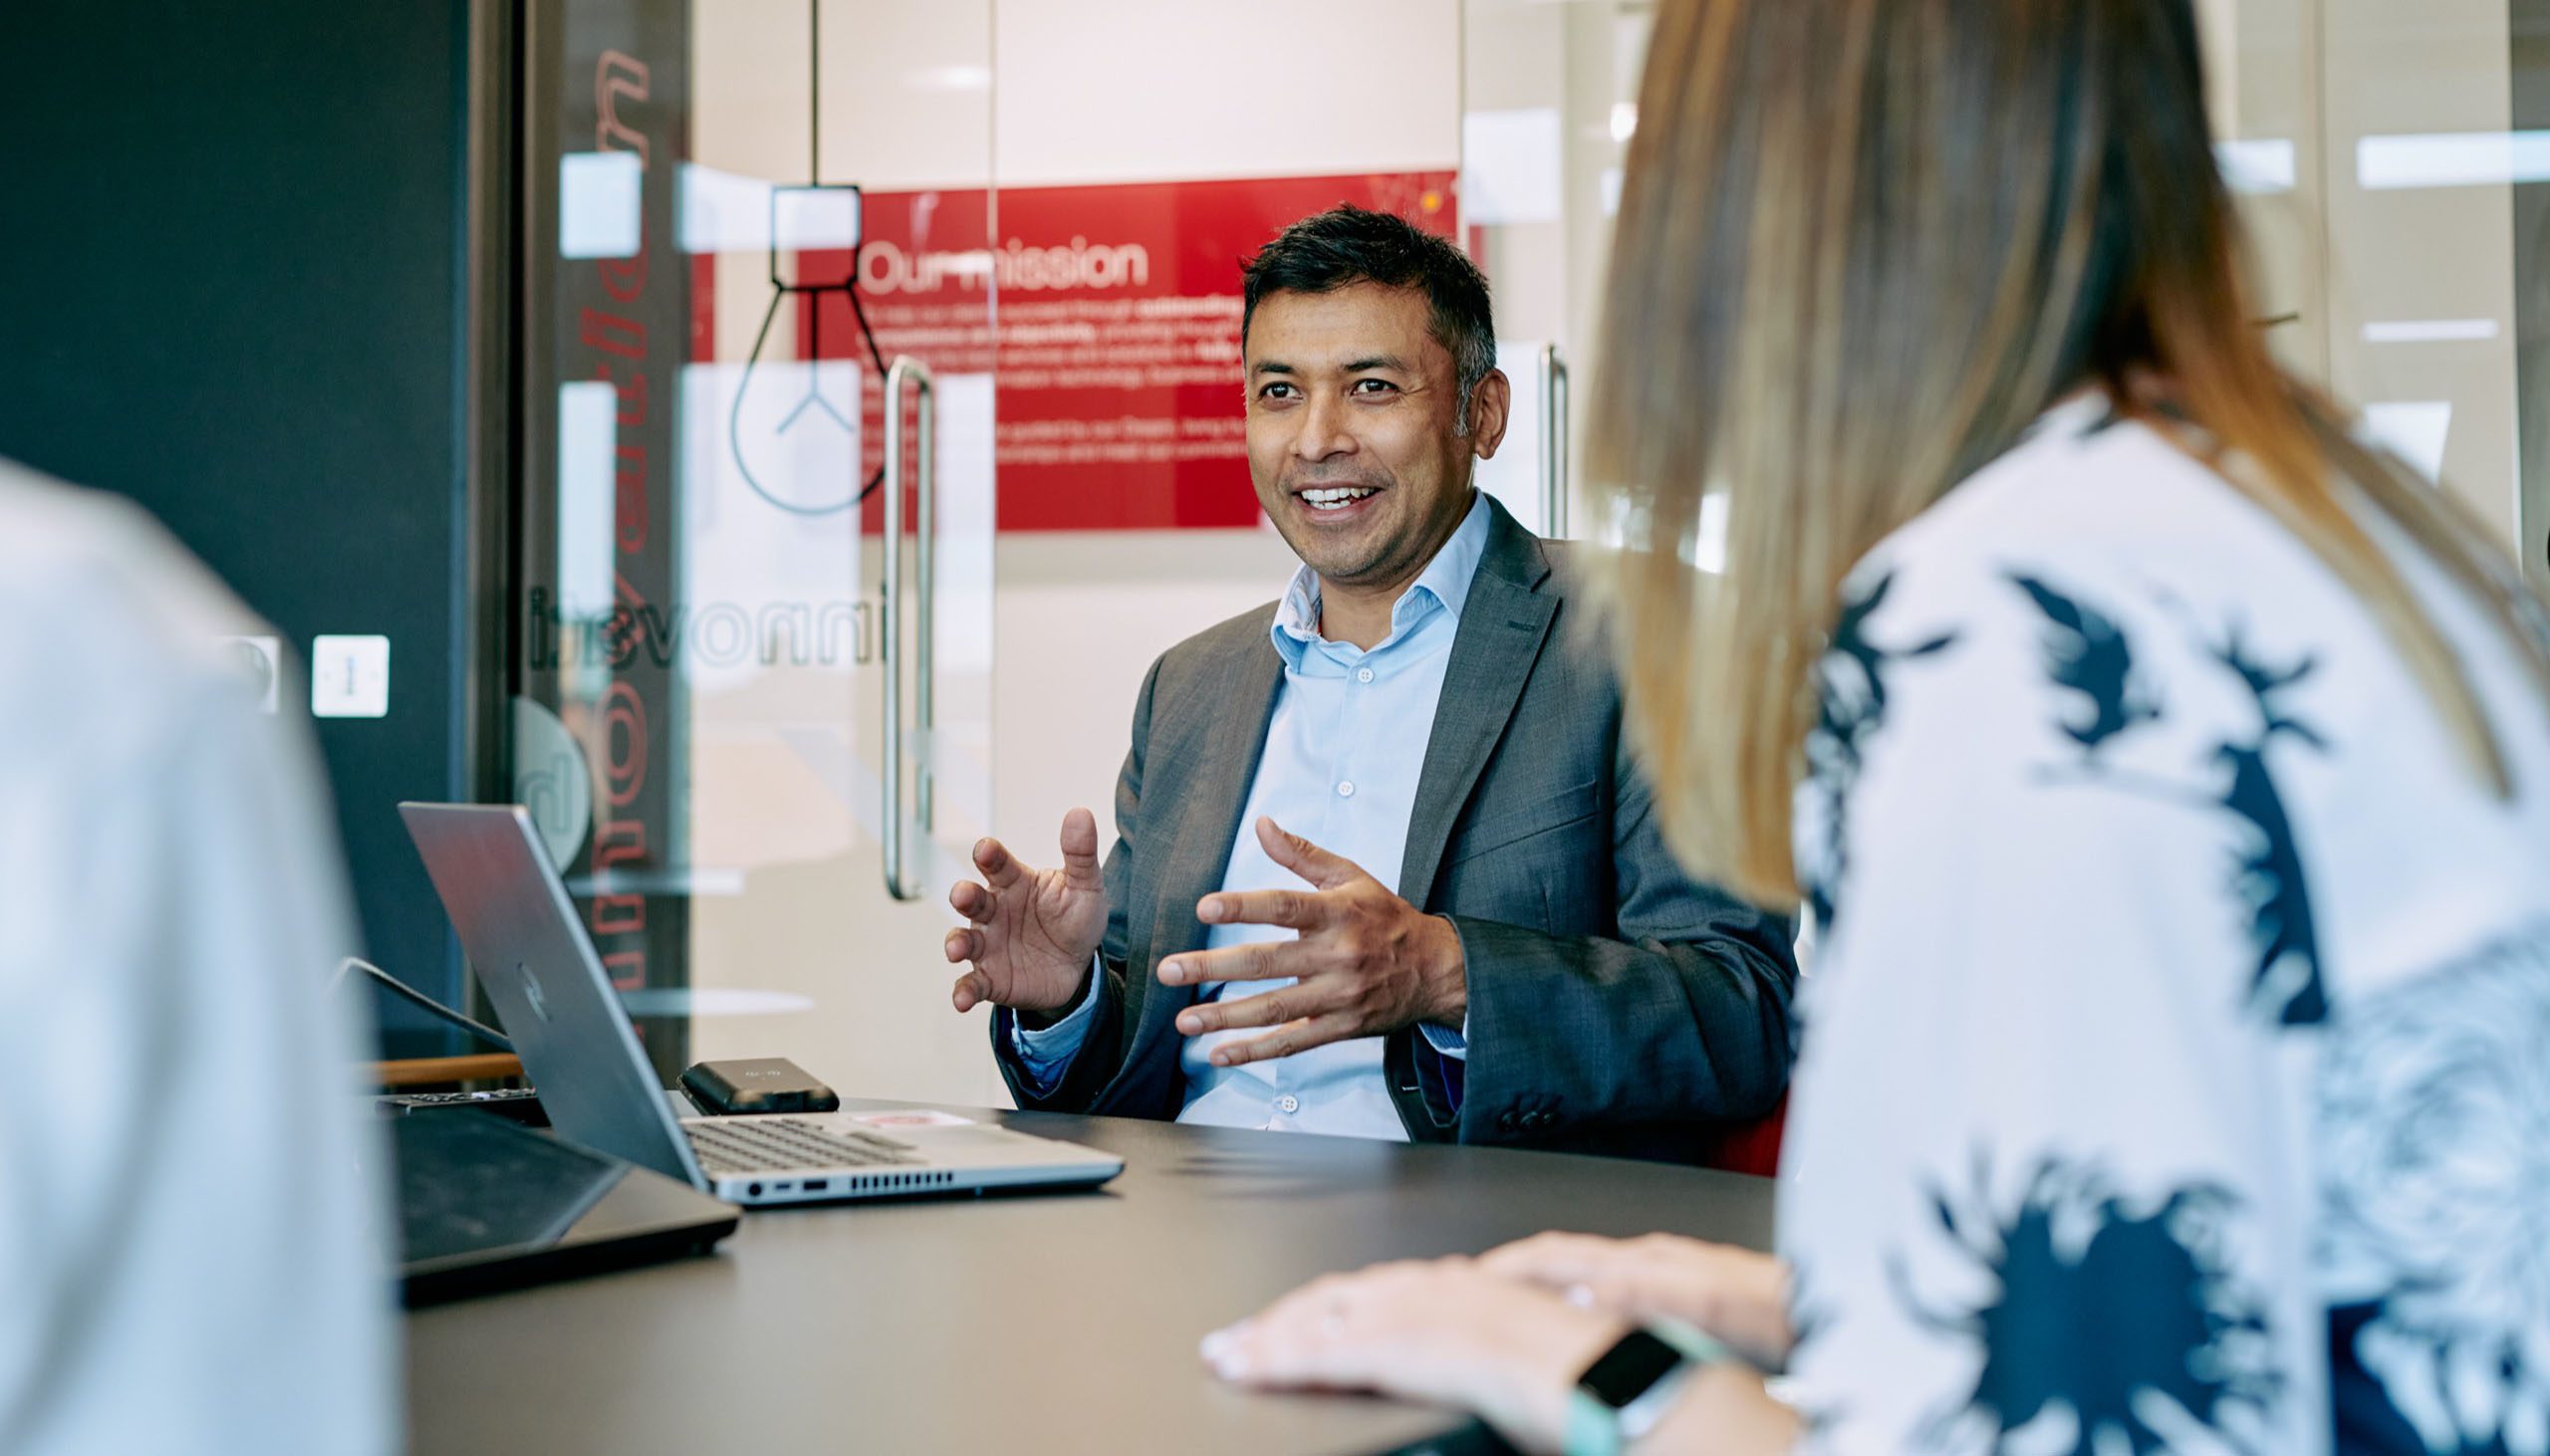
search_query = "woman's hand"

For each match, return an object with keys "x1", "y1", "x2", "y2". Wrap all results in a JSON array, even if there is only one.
[
  {"x1": 1200, "y1": 1257, "x2": 1626, "y2": 1454},
  {"x1": 1479, "y1": 1233, "x2": 1796, "y2": 1370}
]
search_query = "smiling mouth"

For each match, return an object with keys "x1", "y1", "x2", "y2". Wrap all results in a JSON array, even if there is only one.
[{"x1": 1295, "y1": 484, "x2": 1382, "y2": 512}]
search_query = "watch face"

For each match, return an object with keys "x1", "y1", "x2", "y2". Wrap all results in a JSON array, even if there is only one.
[{"x1": 1579, "y1": 1329, "x2": 1686, "y2": 1408}]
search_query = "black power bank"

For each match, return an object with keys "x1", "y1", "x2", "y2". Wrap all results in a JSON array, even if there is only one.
[{"x1": 679, "y1": 1058, "x2": 842, "y2": 1115}]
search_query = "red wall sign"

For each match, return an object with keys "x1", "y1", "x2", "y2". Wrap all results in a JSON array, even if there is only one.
[{"x1": 788, "y1": 170, "x2": 1459, "y2": 532}]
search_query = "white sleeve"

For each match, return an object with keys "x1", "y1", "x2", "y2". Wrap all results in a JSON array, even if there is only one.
[
  {"x1": 1775, "y1": 556, "x2": 2327, "y2": 1453},
  {"x1": 0, "y1": 677, "x2": 396, "y2": 1453}
]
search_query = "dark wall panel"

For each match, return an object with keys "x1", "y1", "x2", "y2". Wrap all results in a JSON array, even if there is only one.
[{"x1": 0, "y1": 1, "x2": 496, "y2": 1053}]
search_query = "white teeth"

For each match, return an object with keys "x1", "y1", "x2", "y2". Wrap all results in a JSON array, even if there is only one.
[{"x1": 1301, "y1": 486, "x2": 1378, "y2": 509}]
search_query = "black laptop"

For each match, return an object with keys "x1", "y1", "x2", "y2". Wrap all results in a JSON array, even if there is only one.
[{"x1": 390, "y1": 1107, "x2": 738, "y2": 1306}]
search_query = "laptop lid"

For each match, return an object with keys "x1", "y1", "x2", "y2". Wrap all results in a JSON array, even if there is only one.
[
  {"x1": 391, "y1": 1105, "x2": 737, "y2": 1306},
  {"x1": 399, "y1": 802, "x2": 708, "y2": 1189}
]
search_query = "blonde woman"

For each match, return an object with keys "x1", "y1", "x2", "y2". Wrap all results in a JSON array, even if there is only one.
[{"x1": 1201, "y1": 0, "x2": 2550, "y2": 1450}]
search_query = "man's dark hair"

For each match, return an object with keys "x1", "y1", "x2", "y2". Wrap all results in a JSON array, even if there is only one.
[{"x1": 1241, "y1": 204, "x2": 1497, "y2": 433}]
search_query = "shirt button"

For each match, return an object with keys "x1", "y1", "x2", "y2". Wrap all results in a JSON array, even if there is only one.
[
  {"x1": 1275, "y1": 1094, "x2": 1301, "y2": 1113},
  {"x1": 1357, "y1": 667, "x2": 1375, "y2": 683},
  {"x1": 1338, "y1": 781, "x2": 1356, "y2": 798}
]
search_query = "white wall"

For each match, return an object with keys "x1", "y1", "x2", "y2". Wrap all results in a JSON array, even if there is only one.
[{"x1": 995, "y1": 2, "x2": 1461, "y2": 188}]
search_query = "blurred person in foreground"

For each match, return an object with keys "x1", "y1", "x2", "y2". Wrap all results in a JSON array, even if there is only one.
[
  {"x1": 1199, "y1": 1, "x2": 2550, "y2": 1450},
  {"x1": 0, "y1": 458, "x2": 394, "y2": 1452}
]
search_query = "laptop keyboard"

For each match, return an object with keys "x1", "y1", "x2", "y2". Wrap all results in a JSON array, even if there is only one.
[{"x1": 685, "y1": 1118, "x2": 922, "y2": 1176}]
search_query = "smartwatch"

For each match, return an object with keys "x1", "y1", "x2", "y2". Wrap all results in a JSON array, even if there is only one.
[{"x1": 1563, "y1": 1323, "x2": 1725, "y2": 1456}]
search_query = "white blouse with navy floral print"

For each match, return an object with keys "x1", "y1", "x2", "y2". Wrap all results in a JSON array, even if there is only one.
[{"x1": 1778, "y1": 396, "x2": 2550, "y2": 1454}]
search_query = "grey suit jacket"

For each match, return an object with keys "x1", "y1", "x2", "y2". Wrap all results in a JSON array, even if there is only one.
[{"x1": 994, "y1": 496, "x2": 1798, "y2": 1162}]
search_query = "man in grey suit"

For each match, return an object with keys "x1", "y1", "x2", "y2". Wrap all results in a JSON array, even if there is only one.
[{"x1": 944, "y1": 206, "x2": 1795, "y2": 1161}]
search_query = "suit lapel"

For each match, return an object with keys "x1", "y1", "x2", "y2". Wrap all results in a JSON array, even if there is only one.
[
  {"x1": 1113, "y1": 620, "x2": 1285, "y2": 1081},
  {"x1": 1398, "y1": 502, "x2": 1558, "y2": 911}
]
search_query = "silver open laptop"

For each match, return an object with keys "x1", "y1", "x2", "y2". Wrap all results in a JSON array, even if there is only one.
[{"x1": 399, "y1": 802, "x2": 1124, "y2": 1207}]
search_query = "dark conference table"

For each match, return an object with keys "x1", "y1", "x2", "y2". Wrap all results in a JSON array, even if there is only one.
[{"x1": 404, "y1": 1101, "x2": 1777, "y2": 1454}]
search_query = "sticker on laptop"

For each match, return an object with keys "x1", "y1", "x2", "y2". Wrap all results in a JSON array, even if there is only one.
[{"x1": 851, "y1": 1109, "x2": 975, "y2": 1128}]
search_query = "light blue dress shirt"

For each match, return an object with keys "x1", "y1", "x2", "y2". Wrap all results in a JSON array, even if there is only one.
[{"x1": 1009, "y1": 492, "x2": 1493, "y2": 1139}]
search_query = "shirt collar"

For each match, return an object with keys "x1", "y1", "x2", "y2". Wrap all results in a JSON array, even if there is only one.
[{"x1": 1271, "y1": 490, "x2": 1493, "y2": 657}]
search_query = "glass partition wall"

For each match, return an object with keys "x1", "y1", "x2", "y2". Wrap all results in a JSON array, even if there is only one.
[
  {"x1": 2230, "y1": 0, "x2": 2535, "y2": 572},
  {"x1": 511, "y1": 0, "x2": 1471, "y2": 1107},
  {"x1": 518, "y1": 0, "x2": 1000, "y2": 1098},
  {"x1": 1464, "y1": 0, "x2": 2550, "y2": 583}
]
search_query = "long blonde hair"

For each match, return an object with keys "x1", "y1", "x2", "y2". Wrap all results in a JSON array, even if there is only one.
[{"x1": 1592, "y1": 0, "x2": 2550, "y2": 909}]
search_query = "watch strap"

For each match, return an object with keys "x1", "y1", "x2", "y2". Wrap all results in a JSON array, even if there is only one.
[{"x1": 1565, "y1": 1325, "x2": 1726, "y2": 1456}]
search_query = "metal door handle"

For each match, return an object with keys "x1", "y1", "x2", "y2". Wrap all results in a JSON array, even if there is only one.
[
  {"x1": 881, "y1": 356, "x2": 935, "y2": 901},
  {"x1": 1539, "y1": 345, "x2": 1571, "y2": 538}
]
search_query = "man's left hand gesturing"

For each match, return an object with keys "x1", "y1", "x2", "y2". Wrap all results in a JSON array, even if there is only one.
[{"x1": 1158, "y1": 817, "x2": 1468, "y2": 1067}]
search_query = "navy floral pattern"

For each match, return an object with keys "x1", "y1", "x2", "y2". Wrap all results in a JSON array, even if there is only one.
[
  {"x1": 2005, "y1": 576, "x2": 2331, "y2": 1027},
  {"x1": 1801, "y1": 571, "x2": 1957, "y2": 927},
  {"x1": 1894, "y1": 1155, "x2": 2282, "y2": 1453}
]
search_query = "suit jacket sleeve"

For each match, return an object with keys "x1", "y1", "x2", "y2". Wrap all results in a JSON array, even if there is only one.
[
  {"x1": 1436, "y1": 732, "x2": 1798, "y2": 1143},
  {"x1": 991, "y1": 656, "x2": 1182, "y2": 1119}
]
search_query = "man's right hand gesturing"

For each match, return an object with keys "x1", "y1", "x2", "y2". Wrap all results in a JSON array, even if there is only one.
[{"x1": 944, "y1": 807, "x2": 1110, "y2": 1016}]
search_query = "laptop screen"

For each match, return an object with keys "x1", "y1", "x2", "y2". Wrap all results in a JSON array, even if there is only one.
[{"x1": 399, "y1": 802, "x2": 708, "y2": 1189}]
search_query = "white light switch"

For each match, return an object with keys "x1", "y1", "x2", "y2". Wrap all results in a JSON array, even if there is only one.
[{"x1": 311, "y1": 634, "x2": 390, "y2": 718}]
